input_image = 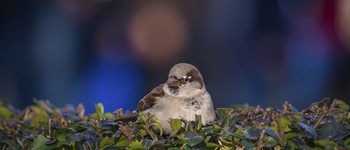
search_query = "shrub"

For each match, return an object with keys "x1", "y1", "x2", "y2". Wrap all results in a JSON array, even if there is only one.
[{"x1": 0, "y1": 98, "x2": 350, "y2": 149}]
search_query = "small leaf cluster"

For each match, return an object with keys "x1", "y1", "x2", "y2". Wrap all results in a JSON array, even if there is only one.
[{"x1": 0, "y1": 98, "x2": 350, "y2": 149}]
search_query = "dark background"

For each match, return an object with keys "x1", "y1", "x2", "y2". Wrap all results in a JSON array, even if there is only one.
[{"x1": 1, "y1": 0, "x2": 350, "y2": 113}]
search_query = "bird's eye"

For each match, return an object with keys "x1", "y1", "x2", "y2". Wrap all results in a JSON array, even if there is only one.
[
  {"x1": 187, "y1": 76, "x2": 192, "y2": 82},
  {"x1": 184, "y1": 78, "x2": 189, "y2": 82},
  {"x1": 181, "y1": 76, "x2": 192, "y2": 84}
]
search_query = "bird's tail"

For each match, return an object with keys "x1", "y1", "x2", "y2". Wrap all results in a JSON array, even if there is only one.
[{"x1": 114, "y1": 112, "x2": 139, "y2": 122}]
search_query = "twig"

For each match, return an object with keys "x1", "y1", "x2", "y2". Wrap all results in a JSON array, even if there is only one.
[
  {"x1": 274, "y1": 114, "x2": 285, "y2": 139},
  {"x1": 274, "y1": 114, "x2": 282, "y2": 133},
  {"x1": 143, "y1": 125, "x2": 158, "y2": 141},
  {"x1": 217, "y1": 137, "x2": 224, "y2": 148},
  {"x1": 232, "y1": 136, "x2": 235, "y2": 150},
  {"x1": 313, "y1": 113, "x2": 326, "y2": 128},
  {"x1": 95, "y1": 142, "x2": 98, "y2": 150},
  {"x1": 48, "y1": 119, "x2": 52, "y2": 139},
  {"x1": 251, "y1": 120, "x2": 259, "y2": 128},
  {"x1": 9, "y1": 124, "x2": 21, "y2": 148},
  {"x1": 82, "y1": 142, "x2": 87, "y2": 150},
  {"x1": 283, "y1": 101, "x2": 288, "y2": 114},
  {"x1": 257, "y1": 129, "x2": 266, "y2": 149},
  {"x1": 324, "y1": 135, "x2": 332, "y2": 141},
  {"x1": 256, "y1": 105, "x2": 261, "y2": 112},
  {"x1": 218, "y1": 136, "x2": 232, "y2": 144},
  {"x1": 274, "y1": 131, "x2": 285, "y2": 146},
  {"x1": 330, "y1": 99, "x2": 336, "y2": 108},
  {"x1": 235, "y1": 125, "x2": 244, "y2": 131},
  {"x1": 16, "y1": 138, "x2": 24, "y2": 149},
  {"x1": 86, "y1": 141, "x2": 92, "y2": 150}
]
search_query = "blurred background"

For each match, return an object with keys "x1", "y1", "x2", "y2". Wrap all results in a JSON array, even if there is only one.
[{"x1": 1, "y1": 0, "x2": 350, "y2": 113}]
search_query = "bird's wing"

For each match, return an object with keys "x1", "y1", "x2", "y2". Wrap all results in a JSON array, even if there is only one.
[
  {"x1": 115, "y1": 84, "x2": 165, "y2": 122},
  {"x1": 137, "y1": 84, "x2": 165, "y2": 111}
]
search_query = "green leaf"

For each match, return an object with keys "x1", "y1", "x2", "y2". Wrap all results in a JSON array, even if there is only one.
[
  {"x1": 234, "y1": 130, "x2": 244, "y2": 136},
  {"x1": 298, "y1": 123, "x2": 318, "y2": 137},
  {"x1": 344, "y1": 137, "x2": 350, "y2": 149},
  {"x1": 293, "y1": 114, "x2": 302, "y2": 122},
  {"x1": 333, "y1": 99, "x2": 349, "y2": 111},
  {"x1": 139, "y1": 112, "x2": 146, "y2": 123},
  {"x1": 269, "y1": 122, "x2": 278, "y2": 131},
  {"x1": 92, "y1": 113, "x2": 99, "y2": 119},
  {"x1": 206, "y1": 142, "x2": 221, "y2": 148},
  {"x1": 150, "y1": 114, "x2": 158, "y2": 120},
  {"x1": 139, "y1": 129, "x2": 147, "y2": 138},
  {"x1": 244, "y1": 127, "x2": 261, "y2": 140},
  {"x1": 184, "y1": 132, "x2": 204, "y2": 147},
  {"x1": 204, "y1": 135, "x2": 211, "y2": 143},
  {"x1": 104, "y1": 113, "x2": 114, "y2": 119},
  {"x1": 270, "y1": 116, "x2": 291, "y2": 132},
  {"x1": 213, "y1": 124, "x2": 222, "y2": 130},
  {"x1": 183, "y1": 145, "x2": 191, "y2": 150},
  {"x1": 287, "y1": 140, "x2": 299, "y2": 150},
  {"x1": 314, "y1": 140, "x2": 338, "y2": 147},
  {"x1": 224, "y1": 130, "x2": 243, "y2": 138},
  {"x1": 324, "y1": 144, "x2": 337, "y2": 150},
  {"x1": 169, "y1": 119, "x2": 182, "y2": 134},
  {"x1": 95, "y1": 103, "x2": 104, "y2": 120},
  {"x1": 178, "y1": 133, "x2": 185, "y2": 140},
  {"x1": 9, "y1": 144, "x2": 21, "y2": 150},
  {"x1": 319, "y1": 122, "x2": 348, "y2": 141},
  {"x1": 285, "y1": 132, "x2": 299, "y2": 140},
  {"x1": 168, "y1": 147, "x2": 181, "y2": 150},
  {"x1": 242, "y1": 140, "x2": 255, "y2": 150},
  {"x1": 151, "y1": 122, "x2": 163, "y2": 136},
  {"x1": 70, "y1": 125, "x2": 87, "y2": 133},
  {"x1": 195, "y1": 115, "x2": 202, "y2": 130},
  {"x1": 18, "y1": 122, "x2": 34, "y2": 131},
  {"x1": 280, "y1": 116, "x2": 292, "y2": 132},
  {"x1": 68, "y1": 141, "x2": 76, "y2": 149},
  {"x1": 55, "y1": 130, "x2": 67, "y2": 141},
  {"x1": 31, "y1": 113, "x2": 49, "y2": 128},
  {"x1": 221, "y1": 118, "x2": 236, "y2": 132},
  {"x1": 141, "y1": 140, "x2": 153, "y2": 149},
  {"x1": 31, "y1": 135, "x2": 49, "y2": 150},
  {"x1": 32, "y1": 135, "x2": 69, "y2": 150},
  {"x1": 0, "y1": 106, "x2": 13, "y2": 120},
  {"x1": 261, "y1": 128, "x2": 278, "y2": 139},
  {"x1": 65, "y1": 113, "x2": 79, "y2": 122},
  {"x1": 128, "y1": 140, "x2": 143, "y2": 150},
  {"x1": 262, "y1": 135, "x2": 278, "y2": 148},
  {"x1": 30, "y1": 106, "x2": 42, "y2": 113},
  {"x1": 100, "y1": 138, "x2": 114, "y2": 150},
  {"x1": 115, "y1": 135, "x2": 130, "y2": 147},
  {"x1": 188, "y1": 124, "x2": 195, "y2": 133}
]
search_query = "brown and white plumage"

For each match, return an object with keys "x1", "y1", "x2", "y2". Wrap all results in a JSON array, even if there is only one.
[
  {"x1": 119, "y1": 63, "x2": 216, "y2": 134},
  {"x1": 137, "y1": 84, "x2": 165, "y2": 111}
]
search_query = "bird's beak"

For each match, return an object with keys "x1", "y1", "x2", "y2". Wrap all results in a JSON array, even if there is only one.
[{"x1": 166, "y1": 77, "x2": 182, "y2": 88}]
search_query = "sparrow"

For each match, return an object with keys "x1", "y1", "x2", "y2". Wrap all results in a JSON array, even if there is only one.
[
  {"x1": 118, "y1": 63, "x2": 216, "y2": 134},
  {"x1": 116, "y1": 63, "x2": 216, "y2": 134}
]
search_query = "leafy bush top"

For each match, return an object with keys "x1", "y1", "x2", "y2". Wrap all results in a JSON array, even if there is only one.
[{"x1": 0, "y1": 98, "x2": 350, "y2": 150}]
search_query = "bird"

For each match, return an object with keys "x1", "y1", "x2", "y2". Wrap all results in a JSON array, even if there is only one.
[{"x1": 117, "y1": 63, "x2": 216, "y2": 134}]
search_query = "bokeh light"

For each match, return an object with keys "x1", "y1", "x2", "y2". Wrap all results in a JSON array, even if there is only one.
[{"x1": 1, "y1": 0, "x2": 350, "y2": 113}]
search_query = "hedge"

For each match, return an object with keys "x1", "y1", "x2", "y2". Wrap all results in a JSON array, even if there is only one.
[{"x1": 0, "y1": 98, "x2": 350, "y2": 149}]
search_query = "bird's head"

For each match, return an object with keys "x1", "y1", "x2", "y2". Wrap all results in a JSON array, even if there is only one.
[{"x1": 164, "y1": 63, "x2": 206, "y2": 97}]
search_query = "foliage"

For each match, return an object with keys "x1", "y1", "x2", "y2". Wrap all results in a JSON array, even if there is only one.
[{"x1": 1, "y1": 98, "x2": 350, "y2": 149}]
